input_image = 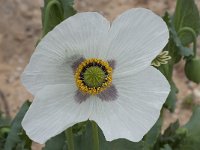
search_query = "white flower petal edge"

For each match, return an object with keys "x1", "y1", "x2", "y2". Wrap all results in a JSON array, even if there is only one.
[
  {"x1": 22, "y1": 84, "x2": 93, "y2": 144},
  {"x1": 99, "y1": 8, "x2": 169, "y2": 77},
  {"x1": 21, "y1": 12, "x2": 110, "y2": 95},
  {"x1": 89, "y1": 66, "x2": 170, "y2": 142}
]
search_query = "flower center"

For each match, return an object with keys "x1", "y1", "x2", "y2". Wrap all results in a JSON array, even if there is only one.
[
  {"x1": 83, "y1": 66, "x2": 106, "y2": 88},
  {"x1": 75, "y1": 58, "x2": 113, "y2": 95}
]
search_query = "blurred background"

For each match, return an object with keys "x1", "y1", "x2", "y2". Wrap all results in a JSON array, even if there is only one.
[{"x1": 0, "y1": 0, "x2": 200, "y2": 142}]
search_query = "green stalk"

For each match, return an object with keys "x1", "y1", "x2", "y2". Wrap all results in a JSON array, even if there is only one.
[
  {"x1": 66, "y1": 127, "x2": 75, "y2": 150},
  {"x1": 92, "y1": 122, "x2": 100, "y2": 150},
  {"x1": 178, "y1": 27, "x2": 197, "y2": 57}
]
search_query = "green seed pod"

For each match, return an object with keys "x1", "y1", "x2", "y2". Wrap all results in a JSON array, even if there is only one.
[{"x1": 185, "y1": 57, "x2": 200, "y2": 83}]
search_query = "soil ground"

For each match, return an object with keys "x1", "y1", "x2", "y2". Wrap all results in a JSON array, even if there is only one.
[{"x1": 0, "y1": 0, "x2": 200, "y2": 149}]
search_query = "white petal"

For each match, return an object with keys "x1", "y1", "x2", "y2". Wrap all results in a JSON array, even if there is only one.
[
  {"x1": 90, "y1": 66, "x2": 170, "y2": 142},
  {"x1": 21, "y1": 12, "x2": 110, "y2": 95},
  {"x1": 22, "y1": 84, "x2": 93, "y2": 144},
  {"x1": 21, "y1": 56, "x2": 74, "y2": 95},
  {"x1": 100, "y1": 8, "x2": 169, "y2": 77}
]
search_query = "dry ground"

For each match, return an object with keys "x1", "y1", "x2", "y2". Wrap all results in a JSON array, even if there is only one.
[{"x1": 0, "y1": 0, "x2": 200, "y2": 149}]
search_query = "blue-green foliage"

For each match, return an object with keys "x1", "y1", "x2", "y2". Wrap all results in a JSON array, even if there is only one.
[{"x1": 3, "y1": 101, "x2": 31, "y2": 150}]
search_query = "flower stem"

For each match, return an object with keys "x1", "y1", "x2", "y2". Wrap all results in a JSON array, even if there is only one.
[
  {"x1": 92, "y1": 122, "x2": 100, "y2": 150},
  {"x1": 178, "y1": 27, "x2": 197, "y2": 57},
  {"x1": 66, "y1": 127, "x2": 75, "y2": 150}
]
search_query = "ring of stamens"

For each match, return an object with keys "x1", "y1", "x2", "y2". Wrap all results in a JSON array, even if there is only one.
[{"x1": 75, "y1": 58, "x2": 113, "y2": 95}]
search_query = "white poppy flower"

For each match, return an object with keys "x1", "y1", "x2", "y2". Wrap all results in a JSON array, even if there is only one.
[{"x1": 21, "y1": 8, "x2": 170, "y2": 144}]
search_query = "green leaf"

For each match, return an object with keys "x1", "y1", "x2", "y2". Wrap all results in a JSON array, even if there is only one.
[
  {"x1": 173, "y1": 0, "x2": 200, "y2": 45},
  {"x1": 156, "y1": 50, "x2": 177, "y2": 112},
  {"x1": 69, "y1": 121, "x2": 144, "y2": 150},
  {"x1": 160, "y1": 144, "x2": 172, "y2": 150},
  {"x1": 162, "y1": 120, "x2": 180, "y2": 140},
  {"x1": 164, "y1": 81, "x2": 178, "y2": 112},
  {"x1": 170, "y1": 26, "x2": 193, "y2": 57},
  {"x1": 163, "y1": 12, "x2": 181, "y2": 61},
  {"x1": 155, "y1": 13, "x2": 182, "y2": 114},
  {"x1": 59, "y1": 0, "x2": 76, "y2": 19},
  {"x1": 42, "y1": 0, "x2": 64, "y2": 36},
  {"x1": 19, "y1": 130, "x2": 32, "y2": 150},
  {"x1": 157, "y1": 59, "x2": 172, "y2": 81},
  {"x1": 178, "y1": 106, "x2": 200, "y2": 150},
  {"x1": 163, "y1": 12, "x2": 193, "y2": 58},
  {"x1": 43, "y1": 132, "x2": 67, "y2": 150},
  {"x1": 73, "y1": 121, "x2": 93, "y2": 150},
  {"x1": 42, "y1": 0, "x2": 76, "y2": 36},
  {"x1": 154, "y1": 107, "x2": 200, "y2": 150},
  {"x1": 108, "y1": 139, "x2": 144, "y2": 150},
  {"x1": 0, "y1": 113, "x2": 10, "y2": 150},
  {"x1": 154, "y1": 120, "x2": 182, "y2": 149},
  {"x1": 143, "y1": 116, "x2": 163, "y2": 150},
  {"x1": 4, "y1": 101, "x2": 31, "y2": 150}
]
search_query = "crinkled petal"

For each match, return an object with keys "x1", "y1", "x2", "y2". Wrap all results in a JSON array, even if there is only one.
[
  {"x1": 21, "y1": 12, "x2": 110, "y2": 95},
  {"x1": 22, "y1": 84, "x2": 93, "y2": 144},
  {"x1": 99, "y1": 8, "x2": 169, "y2": 77},
  {"x1": 90, "y1": 66, "x2": 170, "y2": 142}
]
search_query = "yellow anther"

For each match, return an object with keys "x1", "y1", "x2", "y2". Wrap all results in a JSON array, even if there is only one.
[{"x1": 75, "y1": 58, "x2": 113, "y2": 95}]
